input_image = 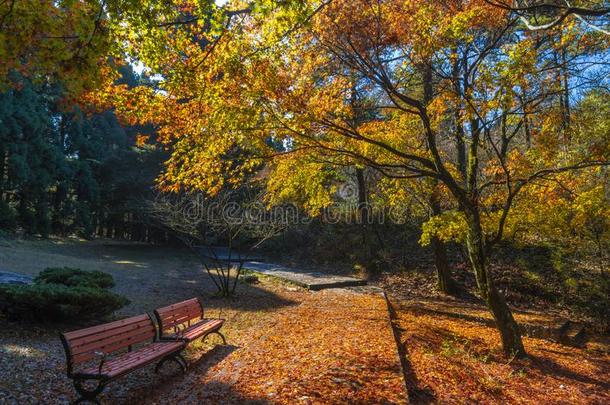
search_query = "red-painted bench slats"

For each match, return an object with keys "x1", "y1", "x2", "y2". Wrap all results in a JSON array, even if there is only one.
[
  {"x1": 177, "y1": 319, "x2": 225, "y2": 342},
  {"x1": 64, "y1": 314, "x2": 156, "y2": 364},
  {"x1": 79, "y1": 341, "x2": 183, "y2": 378},
  {"x1": 154, "y1": 298, "x2": 226, "y2": 344},
  {"x1": 63, "y1": 314, "x2": 152, "y2": 341},
  {"x1": 60, "y1": 313, "x2": 186, "y2": 403}
]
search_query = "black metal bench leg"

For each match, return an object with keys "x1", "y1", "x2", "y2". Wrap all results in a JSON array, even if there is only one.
[
  {"x1": 72, "y1": 379, "x2": 105, "y2": 405},
  {"x1": 203, "y1": 330, "x2": 227, "y2": 345},
  {"x1": 155, "y1": 352, "x2": 187, "y2": 374},
  {"x1": 175, "y1": 353, "x2": 188, "y2": 370}
]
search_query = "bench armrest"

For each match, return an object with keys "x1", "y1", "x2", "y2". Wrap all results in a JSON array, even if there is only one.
[
  {"x1": 94, "y1": 351, "x2": 107, "y2": 375},
  {"x1": 173, "y1": 324, "x2": 187, "y2": 339}
]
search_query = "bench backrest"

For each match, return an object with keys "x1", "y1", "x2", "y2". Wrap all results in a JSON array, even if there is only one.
[
  {"x1": 154, "y1": 298, "x2": 204, "y2": 334},
  {"x1": 60, "y1": 314, "x2": 156, "y2": 373}
]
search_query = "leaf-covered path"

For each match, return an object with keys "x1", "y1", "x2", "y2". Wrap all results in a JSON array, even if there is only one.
[{"x1": 135, "y1": 289, "x2": 407, "y2": 404}]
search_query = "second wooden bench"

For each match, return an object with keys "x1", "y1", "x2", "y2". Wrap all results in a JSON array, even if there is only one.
[{"x1": 154, "y1": 297, "x2": 226, "y2": 345}]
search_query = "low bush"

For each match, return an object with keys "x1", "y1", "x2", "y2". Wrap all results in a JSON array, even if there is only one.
[
  {"x1": 0, "y1": 283, "x2": 129, "y2": 321},
  {"x1": 0, "y1": 268, "x2": 128, "y2": 321},
  {"x1": 35, "y1": 267, "x2": 115, "y2": 289}
]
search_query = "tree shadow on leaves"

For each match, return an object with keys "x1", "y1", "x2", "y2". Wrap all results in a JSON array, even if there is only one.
[
  {"x1": 525, "y1": 354, "x2": 610, "y2": 390},
  {"x1": 387, "y1": 300, "x2": 436, "y2": 404},
  {"x1": 114, "y1": 344, "x2": 260, "y2": 405},
  {"x1": 399, "y1": 300, "x2": 569, "y2": 343}
]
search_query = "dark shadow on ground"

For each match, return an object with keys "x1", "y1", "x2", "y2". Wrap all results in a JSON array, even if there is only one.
[
  {"x1": 201, "y1": 288, "x2": 300, "y2": 316},
  {"x1": 526, "y1": 355, "x2": 610, "y2": 391},
  {"x1": 42, "y1": 342, "x2": 272, "y2": 404},
  {"x1": 122, "y1": 344, "x2": 271, "y2": 404},
  {"x1": 395, "y1": 299, "x2": 574, "y2": 342},
  {"x1": 121, "y1": 344, "x2": 242, "y2": 404},
  {"x1": 387, "y1": 300, "x2": 436, "y2": 404},
  {"x1": 392, "y1": 298, "x2": 610, "y2": 400}
]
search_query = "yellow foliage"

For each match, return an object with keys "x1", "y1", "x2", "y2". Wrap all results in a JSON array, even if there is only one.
[{"x1": 420, "y1": 210, "x2": 468, "y2": 246}]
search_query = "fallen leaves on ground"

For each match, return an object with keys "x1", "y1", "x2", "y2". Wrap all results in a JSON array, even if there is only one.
[
  {"x1": 393, "y1": 298, "x2": 610, "y2": 404},
  {"x1": 160, "y1": 289, "x2": 407, "y2": 404}
]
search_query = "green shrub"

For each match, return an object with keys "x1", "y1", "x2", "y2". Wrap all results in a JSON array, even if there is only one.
[
  {"x1": 35, "y1": 267, "x2": 115, "y2": 289},
  {"x1": 0, "y1": 268, "x2": 128, "y2": 321},
  {"x1": 0, "y1": 283, "x2": 129, "y2": 321}
]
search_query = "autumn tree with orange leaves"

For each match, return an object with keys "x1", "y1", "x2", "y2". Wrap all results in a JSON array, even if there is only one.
[{"x1": 77, "y1": 0, "x2": 610, "y2": 357}]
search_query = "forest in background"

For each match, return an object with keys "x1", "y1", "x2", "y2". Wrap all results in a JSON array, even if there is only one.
[{"x1": 0, "y1": 66, "x2": 166, "y2": 240}]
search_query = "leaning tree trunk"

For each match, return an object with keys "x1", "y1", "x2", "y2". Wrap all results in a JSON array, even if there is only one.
[{"x1": 465, "y1": 209, "x2": 526, "y2": 357}]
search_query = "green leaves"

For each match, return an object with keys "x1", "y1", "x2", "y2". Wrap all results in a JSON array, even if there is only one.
[{"x1": 35, "y1": 267, "x2": 116, "y2": 289}]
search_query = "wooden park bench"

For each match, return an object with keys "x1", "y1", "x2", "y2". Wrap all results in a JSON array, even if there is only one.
[
  {"x1": 60, "y1": 298, "x2": 226, "y2": 403},
  {"x1": 60, "y1": 313, "x2": 186, "y2": 404},
  {"x1": 154, "y1": 297, "x2": 226, "y2": 345}
]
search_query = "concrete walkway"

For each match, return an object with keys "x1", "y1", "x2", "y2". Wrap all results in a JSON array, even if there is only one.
[
  {"x1": 197, "y1": 246, "x2": 367, "y2": 290},
  {"x1": 0, "y1": 271, "x2": 33, "y2": 285},
  {"x1": 242, "y1": 261, "x2": 367, "y2": 290}
]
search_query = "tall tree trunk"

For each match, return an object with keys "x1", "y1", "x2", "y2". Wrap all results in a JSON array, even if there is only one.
[
  {"x1": 51, "y1": 181, "x2": 67, "y2": 235},
  {"x1": 463, "y1": 100, "x2": 525, "y2": 357},
  {"x1": 424, "y1": 60, "x2": 457, "y2": 294},
  {"x1": 523, "y1": 112, "x2": 531, "y2": 149},
  {"x1": 356, "y1": 168, "x2": 369, "y2": 227},
  {"x1": 561, "y1": 46, "x2": 570, "y2": 135},
  {"x1": 430, "y1": 187, "x2": 456, "y2": 295},
  {"x1": 520, "y1": 91, "x2": 532, "y2": 150},
  {"x1": 465, "y1": 208, "x2": 526, "y2": 357},
  {"x1": 556, "y1": 39, "x2": 570, "y2": 142},
  {"x1": 355, "y1": 167, "x2": 376, "y2": 276},
  {"x1": 455, "y1": 114, "x2": 467, "y2": 179},
  {"x1": 0, "y1": 146, "x2": 6, "y2": 202},
  {"x1": 421, "y1": 54, "x2": 525, "y2": 356}
]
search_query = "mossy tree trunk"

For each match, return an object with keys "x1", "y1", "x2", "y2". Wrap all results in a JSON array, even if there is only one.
[
  {"x1": 465, "y1": 207, "x2": 526, "y2": 357},
  {"x1": 431, "y1": 235, "x2": 455, "y2": 295}
]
